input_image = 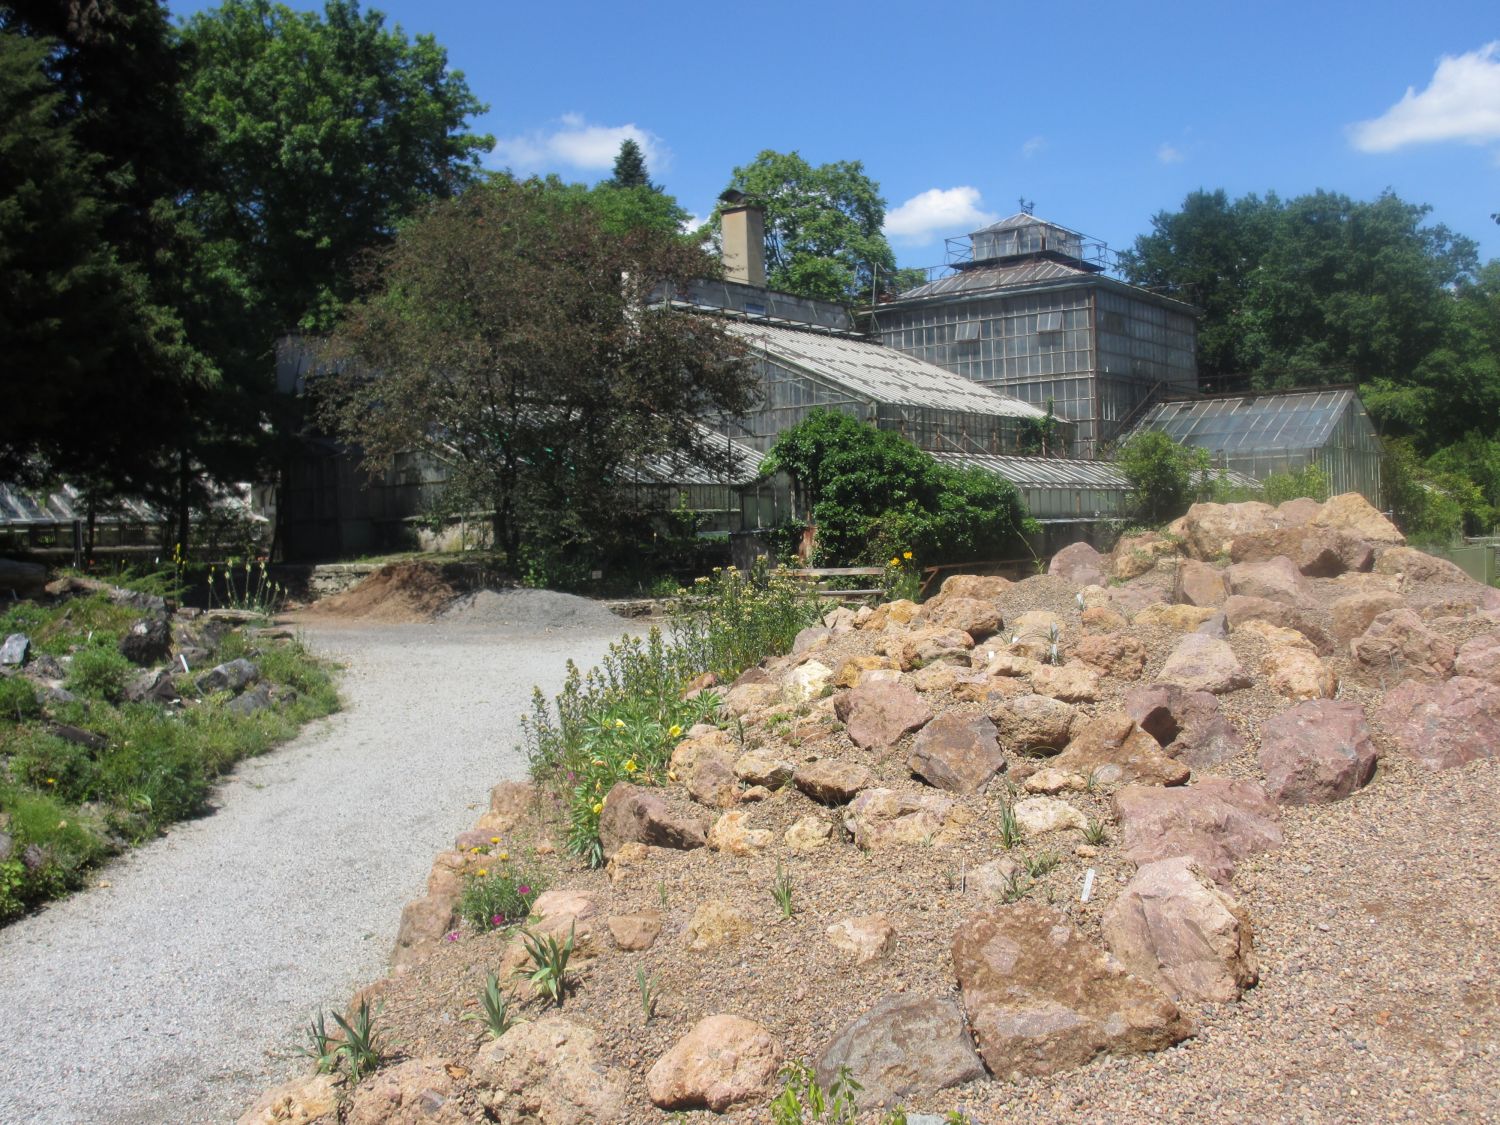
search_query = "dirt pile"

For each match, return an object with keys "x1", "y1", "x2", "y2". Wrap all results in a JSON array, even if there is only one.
[{"x1": 307, "y1": 562, "x2": 466, "y2": 624}]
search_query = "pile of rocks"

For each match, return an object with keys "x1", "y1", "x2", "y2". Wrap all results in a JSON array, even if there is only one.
[{"x1": 243, "y1": 493, "x2": 1500, "y2": 1123}]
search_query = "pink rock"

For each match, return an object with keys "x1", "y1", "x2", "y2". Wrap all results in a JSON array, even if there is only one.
[
  {"x1": 1180, "y1": 501, "x2": 1283, "y2": 560},
  {"x1": 1349, "y1": 609, "x2": 1455, "y2": 682},
  {"x1": 1375, "y1": 676, "x2": 1500, "y2": 770},
  {"x1": 1226, "y1": 556, "x2": 1313, "y2": 607},
  {"x1": 1330, "y1": 591, "x2": 1404, "y2": 644},
  {"x1": 1114, "y1": 779, "x2": 1283, "y2": 884},
  {"x1": 1124, "y1": 684, "x2": 1245, "y2": 769},
  {"x1": 815, "y1": 995, "x2": 983, "y2": 1110},
  {"x1": 1070, "y1": 632, "x2": 1148, "y2": 679},
  {"x1": 1258, "y1": 700, "x2": 1377, "y2": 804},
  {"x1": 1157, "y1": 634, "x2": 1251, "y2": 694},
  {"x1": 1174, "y1": 559, "x2": 1229, "y2": 608},
  {"x1": 914, "y1": 596, "x2": 1002, "y2": 641},
  {"x1": 345, "y1": 1057, "x2": 461, "y2": 1125},
  {"x1": 647, "y1": 1015, "x2": 782, "y2": 1112},
  {"x1": 834, "y1": 681, "x2": 933, "y2": 749},
  {"x1": 843, "y1": 788, "x2": 954, "y2": 850},
  {"x1": 1223, "y1": 596, "x2": 1334, "y2": 655},
  {"x1": 598, "y1": 782, "x2": 708, "y2": 859},
  {"x1": 1312, "y1": 493, "x2": 1404, "y2": 545},
  {"x1": 1050, "y1": 711, "x2": 1188, "y2": 787},
  {"x1": 1048, "y1": 541, "x2": 1107, "y2": 587},
  {"x1": 1456, "y1": 634, "x2": 1500, "y2": 684},
  {"x1": 793, "y1": 759, "x2": 875, "y2": 805},
  {"x1": 473, "y1": 1016, "x2": 628, "y2": 1123},
  {"x1": 1228, "y1": 525, "x2": 1373, "y2": 576},
  {"x1": 907, "y1": 712, "x2": 1004, "y2": 794},
  {"x1": 825, "y1": 914, "x2": 897, "y2": 963}
]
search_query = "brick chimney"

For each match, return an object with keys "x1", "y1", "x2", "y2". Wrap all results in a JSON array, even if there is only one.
[{"x1": 719, "y1": 189, "x2": 766, "y2": 288}]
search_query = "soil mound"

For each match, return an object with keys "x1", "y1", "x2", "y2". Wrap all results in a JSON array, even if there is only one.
[
  {"x1": 308, "y1": 562, "x2": 462, "y2": 623},
  {"x1": 439, "y1": 588, "x2": 627, "y2": 632}
]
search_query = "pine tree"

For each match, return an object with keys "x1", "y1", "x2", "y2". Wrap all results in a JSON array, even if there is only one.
[{"x1": 609, "y1": 138, "x2": 651, "y2": 189}]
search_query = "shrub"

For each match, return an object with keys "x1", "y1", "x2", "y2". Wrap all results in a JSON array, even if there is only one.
[
  {"x1": 0, "y1": 677, "x2": 40, "y2": 723},
  {"x1": 458, "y1": 865, "x2": 546, "y2": 932},
  {"x1": 1117, "y1": 431, "x2": 1216, "y2": 524},
  {"x1": 65, "y1": 644, "x2": 133, "y2": 703},
  {"x1": 670, "y1": 559, "x2": 824, "y2": 681},
  {"x1": 0, "y1": 786, "x2": 109, "y2": 916},
  {"x1": 8, "y1": 732, "x2": 99, "y2": 805},
  {"x1": 1260, "y1": 462, "x2": 1330, "y2": 505}
]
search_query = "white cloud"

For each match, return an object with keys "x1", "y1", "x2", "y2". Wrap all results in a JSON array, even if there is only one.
[
  {"x1": 490, "y1": 113, "x2": 669, "y2": 172},
  {"x1": 1156, "y1": 142, "x2": 1185, "y2": 164},
  {"x1": 884, "y1": 187, "x2": 998, "y2": 243},
  {"x1": 1021, "y1": 136, "x2": 1047, "y2": 159},
  {"x1": 1350, "y1": 42, "x2": 1500, "y2": 152}
]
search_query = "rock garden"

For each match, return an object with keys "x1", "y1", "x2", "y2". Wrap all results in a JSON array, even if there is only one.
[{"x1": 241, "y1": 493, "x2": 1500, "y2": 1124}]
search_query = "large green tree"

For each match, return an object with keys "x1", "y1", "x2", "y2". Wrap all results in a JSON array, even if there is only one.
[
  {"x1": 318, "y1": 177, "x2": 756, "y2": 563},
  {"x1": 178, "y1": 0, "x2": 492, "y2": 334},
  {"x1": 711, "y1": 149, "x2": 901, "y2": 304}
]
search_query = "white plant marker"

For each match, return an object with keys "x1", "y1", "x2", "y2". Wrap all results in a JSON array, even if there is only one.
[
  {"x1": 1081, "y1": 867, "x2": 1096, "y2": 903},
  {"x1": 180, "y1": 653, "x2": 190, "y2": 674}
]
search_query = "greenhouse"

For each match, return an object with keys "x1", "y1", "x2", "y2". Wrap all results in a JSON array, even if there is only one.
[{"x1": 1131, "y1": 387, "x2": 1382, "y2": 505}]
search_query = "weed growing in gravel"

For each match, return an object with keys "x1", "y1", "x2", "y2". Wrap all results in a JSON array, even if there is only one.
[
  {"x1": 458, "y1": 866, "x2": 546, "y2": 933},
  {"x1": 299, "y1": 1012, "x2": 338, "y2": 1073},
  {"x1": 997, "y1": 800, "x2": 1024, "y2": 849},
  {"x1": 518, "y1": 922, "x2": 574, "y2": 1007},
  {"x1": 670, "y1": 559, "x2": 826, "y2": 682},
  {"x1": 1000, "y1": 870, "x2": 1034, "y2": 904},
  {"x1": 65, "y1": 643, "x2": 133, "y2": 703},
  {"x1": 770, "y1": 1060, "x2": 862, "y2": 1124},
  {"x1": 636, "y1": 964, "x2": 661, "y2": 1023},
  {"x1": 772, "y1": 860, "x2": 796, "y2": 918},
  {"x1": 1024, "y1": 851, "x2": 1061, "y2": 878},
  {"x1": 330, "y1": 999, "x2": 382, "y2": 1082},
  {"x1": 657, "y1": 879, "x2": 668, "y2": 909},
  {"x1": 463, "y1": 972, "x2": 518, "y2": 1039},
  {"x1": 1083, "y1": 817, "x2": 1109, "y2": 846}
]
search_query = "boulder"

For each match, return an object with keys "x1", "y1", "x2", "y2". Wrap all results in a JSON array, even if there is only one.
[
  {"x1": 783, "y1": 660, "x2": 834, "y2": 703},
  {"x1": 684, "y1": 900, "x2": 752, "y2": 951},
  {"x1": 1373, "y1": 545, "x2": 1471, "y2": 583},
  {"x1": 1012, "y1": 795, "x2": 1087, "y2": 835},
  {"x1": 670, "y1": 729, "x2": 738, "y2": 775},
  {"x1": 952, "y1": 903, "x2": 1192, "y2": 1080},
  {"x1": 881, "y1": 627, "x2": 976, "y2": 670},
  {"x1": 784, "y1": 815, "x2": 835, "y2": 853},
  {"x1": 1312, "y1": 492, "x2": 1404, "y2": 545},
  {"x1": 844, "y1": 788, "x2": 954, "y2": 850},
  {"x1": 1277, "y1": 496, "x2": 1322, "y2": 526},
  {"x1": 597, "y1": 783, "x2": 707, "y2": 860},
  {"x1": 793, "y1": 760, "x2": 875, "y2": 805},
  {"x1": 707, "y1": 811, "x2": 772, "y2": 855},
  {"x1": 723, "y1": 681, "x2": 781, "y2": 716},
  {"x1": 1222, "y1": 596, "x2": 1334, "y2": 655},
  {"x1": 124, "y1": 668, "x2": 181, "y2": 706},
  {"x1": 815, "y1": 996, "x2": 984, "y2": 1111},
  {"x1": 117, "y1": 617, "x2": 171, "y2": 666},
  {"x1": 1048, "y1": 541, "x2": 1106, "y2": 587},
  {"x1": 907, "y1": 712, "x2": 1004, "y2": 794},
  {"x1": 607, "y1": 910, "x2": 662, "y2": 951},
  {"x1": 686, "y1": 755, "x2": 740, "y2": 809},
  {"x1": 1258, "y1": 700, "x2": 1377, "y2": 804},
  {"x1": 0, "y1": 559, "x2": 49, "y2": 599},
  {"x1": 1029, "y1": 662, "x2": 1101, "y2": 703},
  {"x1": 792, "y1": 626, "x2": 830, "y2": 655},
  {"x1": 473, "y1": 1017, "x2": 628, "y2": 1124},
  {"x1": 195, "y1": 657, "x2": 259, "y2": 695},
  {"x1": 968, "y1": 856, "x2": 1024, "y2": 897},
  {"x1": 1050, "y1": 712, "x2": 1188, "y2": 787},
  {"x1": 238, "y1": 1074, "x2": 341, "y2": 1123},
  {"x1": 1180, "y1": 501, "x2": 1281, "y2": 560},
  {"x1": 489, "y1": 780, "x2": 536, "y2": 831},
  {"x1": 1455, "y1": 634, "x2": 1500, "y2": 684},
  {"x1": 1174, "y1": 560, "x2": 1228, "y2": 608},
  {"x1": 938, "y1": 574, "x2": 1012, "y2": 600},
  {"x1": 914, "y1": 596, "x2": 1002, "y2": 641},
  {"x1": 1108, "y1": 584, "x2": 1169, "y2": 618},
  {"x1": 1022, "y1": 767, "x2": 1088, "y2": 794},
  {"x1": 1156, "y1": 635, "x2": 1251, "y2": 694},
  {"x1": 1376, "y1": 676, "x2": 1500, "y2": 770},
  {"x1": 1114, "y1": 779, "x2": 1283, "y2": 884},
  {"x1": 1133, "y1": 603, "x2": 1218, "y2": 631},
  {"x1": 226, "y1": 683, "x2": 275, "y2": 716},
  {"x1": 1081, "y1": 605, "x2": 1129, "y2": 632},
  {"x1": 1113, "y1": 532, "x2": 1178, "y2": 581},
  {"x1": 733, "y1": 750, "x2": 793, "y2": 789},
  {"x1": 1226, "y1": 557, "x2": 1312, "y2": 607},
  {"x1": 989, "y1": 693, "x2": 1076, "y2": 754},
  {"x1": 833, "y1": 655, "x2": 900, "y2": 688},
  {"x1": 1228, "y1": 525, "x2": 1373, "y2": 577},
  {"x1": 1349, "y1": 609, "x2": 1455, "y2": 682},
  {"x1": 1069, "y1": 632, "x2": 1148, "y2": 680},
  {"x1": 1101, "y1": 856, "x2": 1258, "y2": 1004},
  {"x1": 834, "y1": 680, "x2": 933, "y2": 750},
  {"x1": 1260, "y1": 646, "x2": 1338, "y2": 701},
  {"x1": 344, "y1": 1057, "x2": 463, "y2": 1125},
  {"x1": 825, "y1": 914, "x2": 896, "y2": 964},
  {"x1": 647, "y1": 1015, "x2": 782, "y2": 1112},
  {"x1": 1123, "y1": 684, "x2": 1245, "y2": 769},
  {"x1": 390, "y1": 893, "x2": 458, "y2": 970},
  {"x1": 982, "y1": 651, "x2": 1040, "y2": 678}
]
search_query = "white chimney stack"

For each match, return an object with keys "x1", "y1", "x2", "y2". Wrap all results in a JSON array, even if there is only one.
[{"x1": 719, "y1": 190, "x2": 766, "y2": 288}]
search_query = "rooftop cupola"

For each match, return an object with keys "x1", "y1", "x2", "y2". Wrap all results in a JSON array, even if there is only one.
[{"x1": 960, "y1": 213, "x2": 1104, "y2": 273}]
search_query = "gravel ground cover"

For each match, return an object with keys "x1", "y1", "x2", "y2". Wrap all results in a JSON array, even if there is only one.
[{"x1": 0, "y1": 596, "x2": 639, "y2": 1124}]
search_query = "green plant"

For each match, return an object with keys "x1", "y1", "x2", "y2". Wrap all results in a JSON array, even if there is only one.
[
  {"x1": 205, "y1": 556, "x2": 286, "y2": 616},
  {"x1": 882, "y1": 551, "x2": 922, "y2": 602},
  {"x1": 1083, "y1": 817, "x2": 1108, "y2": 846},
  {"x1": 636, "y1": 964, "x2": 660, "y2": 1023},
  {"x1": 299, "y1": 1011, "x2": 339, "y2": 1073},
  {"x1": 329, "y1": 999, "x2": 382, "y2": 1082},
  {"x1": 1024, "y1": 851, "x2": 1061, "y2": 878},
  {"x1": 0, "y1": 676, "x2": 41, "y2": 723},
  {"x1": 463, "y1": 971, "x2": 518, "y2": 1039},
  {"x1": 1000, "y1": 869, "x2": 1033, "y2": 904},
  {"x1": 657, "y1": 879, "x2": 668, "y2": 909},
  {"x1": 458, "y1": 866, "x2": 546, "y2": 933},
  {"x1": 997, "y1": 801, "x2": 1024, "y2": 850},
  {"x1": 517, "y1": 922, "x2": 575, "y2": 1007},
  {"x1": 65, "y1": 644, "x2": 133, "y2": 703},
  {"x1": 769, "y1": 1060, "x2": 862, "y2": 1124},
  {"x1": 772, "y1": 860, "x2": 796, "y2": 918},
  {"x1": 1117, "y1": 430, "x2": 1216, "y2": 524}
]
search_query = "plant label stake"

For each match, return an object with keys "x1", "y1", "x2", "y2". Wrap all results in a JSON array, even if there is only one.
[
  {"x1": 180, "y1": 654, "x2": 190, "y2": 673},
  {"x1": 1080, "y1": 867, "x2": 1096, "y2": 903}
]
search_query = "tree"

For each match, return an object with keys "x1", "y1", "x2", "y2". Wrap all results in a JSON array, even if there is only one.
[
  {"x1": 179, "y1": 0, "x2": 492, "y2": 334},
  {"x1": 761, "y1": 410, "x2": 1034, "y2": 566},
  {"x1": 1117, "y1": 431, "x2": 1214, "y2": 525},
  {"x1": 317, "y1": 176, "x2": 756, "y2": 563},
  {"x1": 711, "y1": 150, "x2": 899, "y2": 304},
  {"x1": 608, "y1": 138, "x2": 651, "y2": 189}
]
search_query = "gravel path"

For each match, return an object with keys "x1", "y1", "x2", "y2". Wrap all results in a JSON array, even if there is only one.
[{"x1": 0, "y1": 607, "x2": 637, "y2": 1124}]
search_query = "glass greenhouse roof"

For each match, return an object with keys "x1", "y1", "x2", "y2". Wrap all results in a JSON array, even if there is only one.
[
  {"x1": 932, "y1": 453, "x2": 1257, "y2": 491},
  {"x1": 1134, "y1": 390, "x2": 1358, "y2": 453}
]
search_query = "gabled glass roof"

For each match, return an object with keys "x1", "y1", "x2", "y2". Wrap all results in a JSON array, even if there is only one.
[{"x1": 1134, "y1": 390, "x2": 1359, "y2": 453}]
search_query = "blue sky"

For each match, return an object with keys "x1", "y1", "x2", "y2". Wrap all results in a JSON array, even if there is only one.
[{"x1": 170, "y1": 0, "x2": 1500, "y2": 268}]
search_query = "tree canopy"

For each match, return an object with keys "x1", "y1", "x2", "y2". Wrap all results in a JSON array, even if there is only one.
[
  {"x1": 608, "y1": 138, "x2": 651, "y2": 189},
  {"x1": 318, "y1": 177, "x2": 756, "y2": 564},
  {"x1": 710, "y1": 150, "x2": 903, "y2": 304}
]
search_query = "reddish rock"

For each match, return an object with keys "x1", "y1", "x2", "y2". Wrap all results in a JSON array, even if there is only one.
[
  {"x1": 607, "y1": 910, "x2": 663, "y2": 951},
  {"x1": 1048, "y1": 541, "x2": 1107, "y2": 587},
  {"x1": 238, "y1": 1074, "x2": 342, "y2": 1125},
  {"x1": 792, "y1": 626, "x2": 831, "y2": 655},
  {"x1": 686, "y1": 755, "x2": 740, "y2": 809},
  {"x1": 1123, "y1": 684, "x2": 1245, "y2": 769},
  {"x1": 990, "y1": 692, "x2": 1077, "y2": 752},
  {"x1": 1312, "y1": 492, "x2": 1405, "y2": 545},
  {"x1": 907, "y1": 712, "x2": 1004, "y2": 794},
  {"x1": 1375, "y1": 676, "x2": 1500, "y2": 770},
  {"x1": 1050, "y1": 712, "x2": 1188, "y2": 787},
  {"x1": 1070, "y1": 632, "x2": 1148, "y2": 679},
  {"x1": 815, "y1": 995, "x2": 984, "y2": 1111},
  {"x1": 1180, "y1": 501, "x2": 1282, "y2": 560},
  {"x1": 1081, "y1": 605, "x2": 1129, "y2": 632},
  {"x1": 345, "y1": 1057, "x2": 463, "y2": 1125},
  {"x1": 390, "y1": 893, "x2": 457, "y2": 970},
  {"x1": 1228, "y1": 525, "x2": 1373, "y2": 576},
  {"x1": 844, "y1": 788, "x2": 954, "y2": 850},
  {"x1": 1108, "y1": 584, "x2": 1169, "y2": 618},
  {"x1": 883, "y1": 627, "x2": 975, "y2": 670},
  {"x1": 834, "y1": 681, "x2": 933, "y2": 749},
  {"x1": 1329, "y1": 591, "x2": 1404, "y2": 644},
  {"x1": 1258, "y1": 700, "x2": 1377, "y2": 804},
  {"x1": 1277, "y1": 496, "x2": 1321, "y2": 526},
  {"x1": 1226, "y1": 557, "x2": 1313, "y2": 607},
  {"x1": 1030, "y1": 661, "x2": 1101, "y2": 702},
  {"x1": 825, "y1": 914, "x2": 897, "y2": 964},
  {"x1": 1174, "y1": 559, "x2": 1229, "y2": 608},
  {"x1": 1114, "y1": 779, "x2": 1283, "y2": 884},
  {"x1": 914, "y1": 596, "x2": 1002, "y2": 641},
  {"x1": 1349, "y1": 609, "x2": 1456, "y2": 682},
  {"x1": 1222, "y1": 596, "x2": 1334, "y2": 655},
  {"x1": 647, "y1": 1015, "x2": 782, "y2": 1112},
  {"x1": 1102, "y1": 856, "x2": 1258, "y2": 1004},
  {"x1": 598, "y1": 783, "x2": 708, "y2": 860},
  {"x1": 1157, "y1": 634, "x2": 1251, "y2": 694},
  {"x1": 793, "y1": 759, "x2": 876, "y2": 805},
  {"x1": 1456, "y1": 634, "x2": 1500, "y2": 683},
  {"x1": 707, "y1": 810, "x2": 772, "y2": 855},
  {"x1": 473, "y1": 1016, "x2": 628, "y2": 1124},
  {"x1": 952, "y1": 903, "x2": 1192, "y2": 1080},
  {"x1": 1373, "y1": 545, "x2": 1471, "y2": 583},
  {"x1": 1260, "y1": 646, "x2": 1338, "y2": 701}
]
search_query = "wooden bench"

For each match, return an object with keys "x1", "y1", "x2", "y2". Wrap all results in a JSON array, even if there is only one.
[{"x1": 784, "y1": 566, "x2": 886, "y2": 599}]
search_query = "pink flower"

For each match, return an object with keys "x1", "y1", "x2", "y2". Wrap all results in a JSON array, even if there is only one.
[
  {"x1": 444, "y1": 930, "x2": 459, "y2": 942},
  {"x1": 517, "y1": 885, "x2": 532, "y2": 896},
  {"x1": 491, "y1": 914, "x2": 503, "y2": 927}
]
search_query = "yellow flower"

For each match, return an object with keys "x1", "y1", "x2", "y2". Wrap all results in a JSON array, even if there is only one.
[
  {"x1": 489, "y1": 836, "x2": 500, "y2": 844},
  {"x1": 889, "y1": 557, "x2": 900, "y2": 567},
  {"x1": 498, "y1": 851, "x2": 510, "y2": 861},
  {"x1": 669, "y1": 724, "x2": 682, "y2": 737},
  {"x1": 615, "y1": 718, "x2": 626, "y2": 729},
  {"x1": 624, "y1": 759, "x2": 638, "y2": 773},
  {"x1": 667, "y1": 770, "x2": 678, "y2": 781},
  {"x1": 476, "y1": 868, "x2": 488, "y2": 877},
  {"x1": 46, "y1": 777, "x2": 57, "y2": 786},
  {"x1": 591, "y1": 802, "x2": 603, "y2": 815},
  {"x1": 470, "y1": 846, "x2": 482, "y2": 853},
  {"x1": 903, "y1": 550, "x2": 913, "y2": 560}
]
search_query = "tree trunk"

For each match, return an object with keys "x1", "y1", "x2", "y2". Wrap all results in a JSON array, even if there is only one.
[{"x1": 176, "y1": 448, "x2": 191, "y2": 556}]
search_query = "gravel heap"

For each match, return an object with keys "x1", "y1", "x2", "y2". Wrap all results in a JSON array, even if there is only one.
[{"x1": 439, "y1": 588, "x2": 631, "y2": 633}]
